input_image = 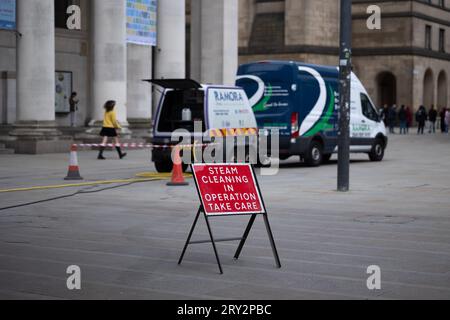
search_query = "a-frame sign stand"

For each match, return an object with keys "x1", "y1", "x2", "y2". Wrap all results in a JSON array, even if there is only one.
[{"x1": 178, "y1": 164, "x2": 281, "y2": 274}]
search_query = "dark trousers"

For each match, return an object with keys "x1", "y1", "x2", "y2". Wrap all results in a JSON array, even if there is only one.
[
  {"x1": 399, "y1": 120, "x2": 407, "y2": 134},
  {"x1": 418, "y1": 122, "x2": 425, "y2": 134}
]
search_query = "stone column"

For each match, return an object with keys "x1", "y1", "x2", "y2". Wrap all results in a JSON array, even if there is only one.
[
  {"x1": 10, "y1": 0, "x2": 71, "y2": 154},
  {"x1": 190, "y1": 0, "x2": 202, "y2": 81},
  {"x1": 191, "y1": 0, "x2": 238, "y2": 85},
  {"x1": 127, "y1": 44, "x2": 152, "y2": 129},
  {"x1": 154, "y1": 0, "x2": 186, "y2": 79},
  {"x1": 88, "y1": 0, "x2": 129, "y2": 136}
]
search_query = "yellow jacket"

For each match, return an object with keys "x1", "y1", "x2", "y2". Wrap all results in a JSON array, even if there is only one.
[{"x1": 103, "y1": 110, "x2": 121, "y2": 129}]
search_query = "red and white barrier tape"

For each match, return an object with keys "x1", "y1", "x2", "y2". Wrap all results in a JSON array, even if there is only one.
[{"x1": 73, "y1": 143, "x2": 216, "y2": 149}]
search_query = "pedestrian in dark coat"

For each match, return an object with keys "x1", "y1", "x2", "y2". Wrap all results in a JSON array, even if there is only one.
[
  {"x1": 416, "y1": 105, "x2": 427, "y2": 135},
  {"x1": 428, "y1": 105, "x2": 437, "y2": 133},
  {"x1": 382, "y1": 104, "x2": 389, "y2": 127},
  {"x1": 398, "y1": 105, "x2": 407, "y2": 134},
  {"x1": 388, "y1": 104, "x2": 397, "y2": 134},
  {"x1": 439, "y1": 107, "x2": 447, "y2": 133},
  {"x1": 405, "y1": 106, "x2": 413, "y2": 133}
]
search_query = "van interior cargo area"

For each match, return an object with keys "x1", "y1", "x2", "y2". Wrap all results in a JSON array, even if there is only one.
[{"x1": 157, "y1": 89, "x2": 206, "y2": 132}]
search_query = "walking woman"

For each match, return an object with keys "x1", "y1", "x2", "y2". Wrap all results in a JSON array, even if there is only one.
[{"x1": 98, "y1": 100, "x2": 127, "y2": 160}]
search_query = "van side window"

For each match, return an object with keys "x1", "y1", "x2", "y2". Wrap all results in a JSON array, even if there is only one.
[{"x1": 360, "y1": 93, "x2": 379, "y2": 122}]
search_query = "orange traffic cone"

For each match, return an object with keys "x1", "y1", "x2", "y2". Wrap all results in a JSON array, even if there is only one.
[
  {"x1": 167, "y1": 145, "x2": 188, "y2": 186},
  {"x1": 64, "y1": 144, "x2": 83, "y2": 180}
]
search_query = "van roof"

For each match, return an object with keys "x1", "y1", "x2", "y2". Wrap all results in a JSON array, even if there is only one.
[
  {"x1": 238, "y1": 60, "x2": 341, "y2": 78},
  {"x1": 238, "y1": 60, "x2": 364, "y2": 86}
]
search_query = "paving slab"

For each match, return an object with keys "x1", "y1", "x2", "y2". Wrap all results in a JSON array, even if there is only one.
[{"x1": 0, "y1": 134, "x2": 450, "y2": 299}]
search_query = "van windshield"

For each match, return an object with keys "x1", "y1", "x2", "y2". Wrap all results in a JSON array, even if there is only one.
[{"x1": 157, "y1": 89, "x2": 206, "y2": 133}]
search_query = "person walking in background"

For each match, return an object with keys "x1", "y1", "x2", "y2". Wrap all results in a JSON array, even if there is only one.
[
  {"x1": 439, "y1": 107, "x2": 447, "y2": 133},
  {"x1": 445, "y1": 108, "x2": 450, "y2": 134},
  {"x1": 406, "y1": 106, "x2": 413, "y2": 134},
  {"x1": 69, "y1": 92, "x2": 79, "y2": 127},
  {"x1": 388, "y1": 104, "x2": 397, "y2": 134},
  {"x1": 416, "y1": 105, "x2": 427, "y2": 135},
  {"x1": 382, "y1": 104, "x2": 389, "y2": 127},
  {"x1": 398, "y1": 105, "x2": 407, "y2": 134},
  {"x1": 428, "y1": 105, "x2": 437, "y2": 133},
  {"x1": 97, "y1": 100, "x2": 127, "y2": 160}
]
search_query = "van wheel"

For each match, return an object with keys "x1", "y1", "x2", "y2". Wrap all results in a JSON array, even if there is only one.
[
  {"x1": 257, "y1": 155, "x2": 272, "y2": 167},
  {"x1": 369, "y1": 139, "x2": 385, "y2": 161},
  {"x1": 305, "y1": 141, "x2": 323, "y2": 167},
  {"x1": 154, "y1": 160, "x2": 173, "y2": 173}
]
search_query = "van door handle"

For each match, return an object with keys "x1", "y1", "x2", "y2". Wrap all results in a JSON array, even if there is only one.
[{"x1": 361, "y1": 120, "x2": 366, "y2": 123}]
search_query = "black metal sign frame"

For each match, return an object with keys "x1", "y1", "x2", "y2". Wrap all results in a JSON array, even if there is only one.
[{"x1": 178, "y1": 164, "x2": 281, "y2": 274}]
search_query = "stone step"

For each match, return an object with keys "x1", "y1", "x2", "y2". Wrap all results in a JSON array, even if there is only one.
[{"x1": 0, "y1": 147, "x2": 14, "y2": 154}]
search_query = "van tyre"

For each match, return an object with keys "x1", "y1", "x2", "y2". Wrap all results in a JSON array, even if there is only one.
[
  {"x1": 154, "y1": 160, "x2": 173, "y2": 173},
  {"x1": 305, "y1": 141, "x2": 323, "y2": 167},
  {"x1": 369, "y1": 139, "x2": 385, "y2": 162}
]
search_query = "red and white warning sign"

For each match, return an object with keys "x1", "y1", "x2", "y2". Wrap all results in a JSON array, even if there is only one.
[{"x1": 191, "y1": 163, "x2": 265, "y2": 215}]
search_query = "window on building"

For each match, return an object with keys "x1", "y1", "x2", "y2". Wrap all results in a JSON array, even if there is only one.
[
  {"x1": 439, "y1": 0, "x2": 445, "y2": 8},
  {"x1": 425, "y1": 25, "x2": 432, "y2": 50},
  {"x1": 55, "y1": 0, "x2": 72, "y2": 29},
  {"x1": 439, "y1": 28, "x2": 446, "y2": 52}
]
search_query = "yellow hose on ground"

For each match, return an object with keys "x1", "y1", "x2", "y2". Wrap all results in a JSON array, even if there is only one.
[{"x1": 0, "y1": 171, "x2": 192, "y2": 194}]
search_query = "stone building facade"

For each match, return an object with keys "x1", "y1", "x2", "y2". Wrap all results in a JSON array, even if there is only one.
[
  {"x1": 0, "y1": 0, "x2": 238, "y2": 153},
  {"x1": 239, "y1": 0, "x2": 450, "y2": 111}
]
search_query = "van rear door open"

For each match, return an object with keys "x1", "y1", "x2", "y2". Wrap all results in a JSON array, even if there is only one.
[{"x1": 147, "y1": 79, "x2": 206, "y2": 134}]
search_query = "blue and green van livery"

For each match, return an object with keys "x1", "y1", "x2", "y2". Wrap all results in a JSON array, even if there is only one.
[{"x1": 236, "y1": 60, "x2": 388, "y2": 166}]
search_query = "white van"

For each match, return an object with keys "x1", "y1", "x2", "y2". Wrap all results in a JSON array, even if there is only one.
[
  {"x1": 236, "y1": 61, "x2": 388, "y2": 166},
  {"x1": 146, "y1": 79, "x2": 258, "y2": 172}
]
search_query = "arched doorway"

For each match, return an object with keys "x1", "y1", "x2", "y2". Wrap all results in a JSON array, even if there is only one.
[
  {"x1": 423, "y1": 69, "x2": 434, "y2": 108},
  {"x1": 437, "y1": 71, "x2": 448, "y2": 109},
  {"x1": 377, "y1": 72, "x2": 396, "y2": 107}
]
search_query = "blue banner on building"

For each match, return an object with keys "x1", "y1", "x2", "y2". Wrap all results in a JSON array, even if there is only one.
[
  {"x1": 0, "y1": 0, "x2": 16, "y2": 30},
  {"x1": 126, "y1": 0, "x2": 157, "y2": 46}
]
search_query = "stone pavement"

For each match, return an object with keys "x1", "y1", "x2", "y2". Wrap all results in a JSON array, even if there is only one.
[{"x1": 0, "y1": 134, "x2": 449, "y2": 299}]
